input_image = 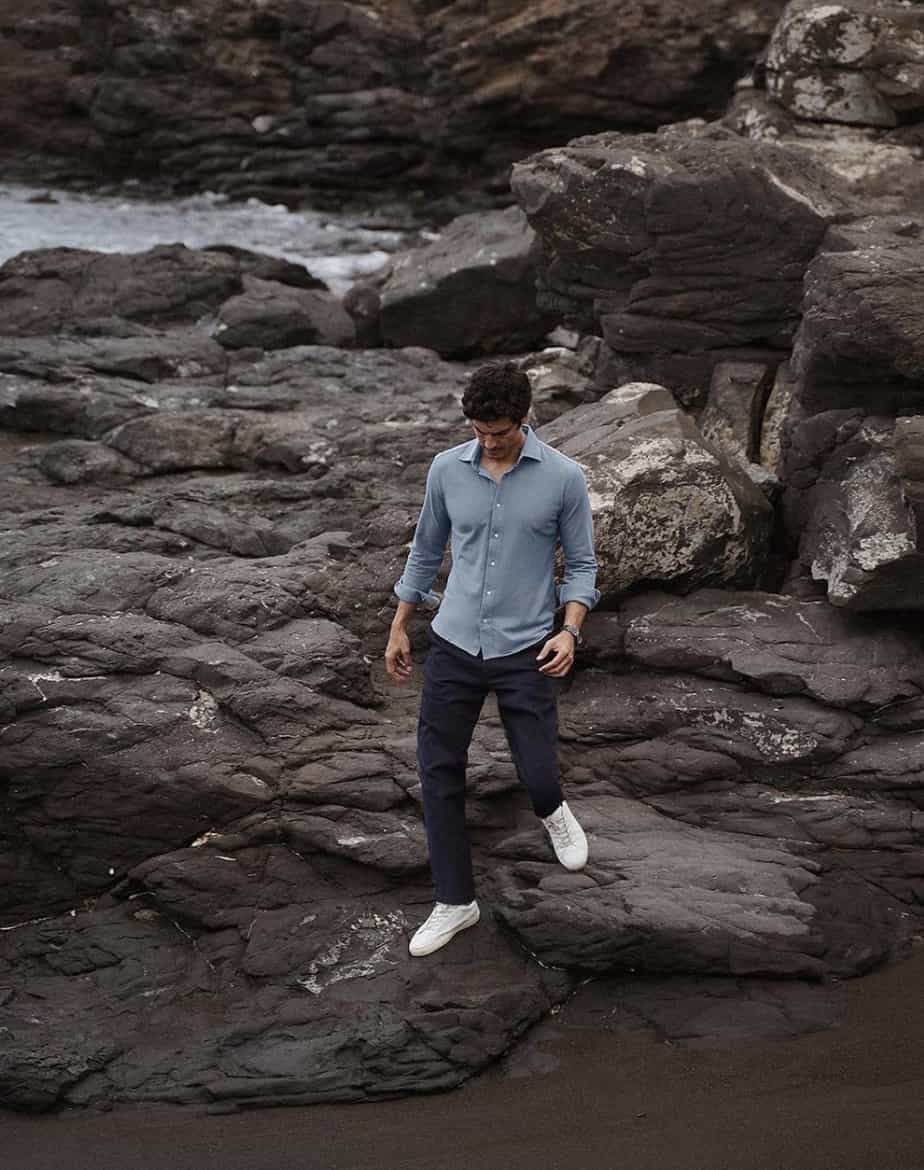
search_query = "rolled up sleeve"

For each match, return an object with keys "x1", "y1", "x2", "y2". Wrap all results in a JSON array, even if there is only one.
[
  {"x1": 394, "y1": 457, "x2": 451, "y2": 606},
  {"x1": 557, "y1": 464, "x2": 601, "y2": 610}
]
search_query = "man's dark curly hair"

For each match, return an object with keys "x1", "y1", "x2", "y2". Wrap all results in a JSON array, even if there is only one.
[{"x1": 461, "y1": 360, "x2": 532, "y2": 423}]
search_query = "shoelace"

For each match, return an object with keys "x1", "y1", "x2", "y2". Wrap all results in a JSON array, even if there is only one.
[{"x1": 546, "y1": 810, "x2": 574, "y2": 848}]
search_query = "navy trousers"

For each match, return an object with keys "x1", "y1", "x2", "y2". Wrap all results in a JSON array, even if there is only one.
[{"x1": 417, "y1": 627, "x2": 564, "y2": 905}]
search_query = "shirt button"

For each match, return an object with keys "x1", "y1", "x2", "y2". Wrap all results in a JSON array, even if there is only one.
[
  {"x1": 490, "y1": 561, "x2": 495, "y2": 566},
  {"x1": 493, "y1": 532, "x2": 498, "y2": 537}
]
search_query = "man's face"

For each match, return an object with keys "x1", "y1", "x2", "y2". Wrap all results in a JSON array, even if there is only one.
[{"x1": 470, "y1": 417, "x2": 524, "y2": 461}]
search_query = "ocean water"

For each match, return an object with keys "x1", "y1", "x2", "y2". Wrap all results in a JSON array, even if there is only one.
[{"x1": 0, "y1": 183, "x2": 413, "y2": 294}]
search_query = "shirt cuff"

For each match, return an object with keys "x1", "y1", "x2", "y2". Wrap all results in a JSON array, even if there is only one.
[
  {"x1": 557, "y1": 583, "x2": 601, "y2": 610},
  {"x1": 394, "y1": 581, "x2": 442, "y2": 607}
]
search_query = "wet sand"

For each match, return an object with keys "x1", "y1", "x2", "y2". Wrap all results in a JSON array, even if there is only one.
[{"x1": 3, "y1": 946, "x2": 924, "y2": 1170}]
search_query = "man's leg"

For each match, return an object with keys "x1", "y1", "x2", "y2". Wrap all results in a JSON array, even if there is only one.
[
  {"x1": 491, "y1": 640, "x2": 563, "y2": 819},
  {"x1": 492, "y1": 641, "x2": 588, "y2": 869},
  {"x1": 417, "y1": 631, "x2": 487, "y2": 904}
]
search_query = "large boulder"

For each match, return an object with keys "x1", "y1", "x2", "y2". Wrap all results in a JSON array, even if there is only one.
[
  {"x1": 796, "y1": 414, "x2": 924, "y2": 608},
  {"x1": 793, "y1": 217, "x2": 924, "y2": 414},
  {"x1": 541, "y1": 383, "x2": 774, "y2": 595},
  {"x1": 781, "y1": 216, "x2": 924, "y2": 607},
  {"x1": 0, "y1": 244, "x2": 330, "y2": 337},
  {"x1": 379, "y1": 207, "x2": 554, "y2": 357},
  {"x1": 215, "y1": 277, "x2": 355, "y2": 351},
  {"x1": 766, "y1": 0, "x2": 924, "y2": 128},
  {"x1": 511, "y1": 124, "x2": 851, "y2": 350}
]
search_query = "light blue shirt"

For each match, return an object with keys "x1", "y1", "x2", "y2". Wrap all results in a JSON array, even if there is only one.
[{"x1": 394, "y1": 424, "x2": 600, "y2": 658}]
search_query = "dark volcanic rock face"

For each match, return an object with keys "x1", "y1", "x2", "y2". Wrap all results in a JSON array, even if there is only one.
[
  {"x1": 5, "y1": 0, "x2": 924, "y2": 1098},
  {"x1": 1, "y1": 229, "x2": 923, "y2": 1110},
  {"x1": 780, "y1": 216, "x2": 924, "y2": 608},
  {"x1": 0, "y1": 0, "x2": 787, "y2": 204},
  {"x1": 0, "y1": 308, "x2": 589, "y2": 1108},
  {"x1": 511, "y1": 124, "x2": 852, "y2": 349},
  {"x1": 0, "y1": 864, "x2": 569, "y2": 1110}
]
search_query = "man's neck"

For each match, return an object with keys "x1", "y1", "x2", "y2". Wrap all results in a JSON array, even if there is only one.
[{"x1": 481, "y1": 426, "x2": 528, "y2": 468}]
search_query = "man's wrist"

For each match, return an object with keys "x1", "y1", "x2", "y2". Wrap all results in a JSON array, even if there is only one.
[
  {"x1": 392, "y1": 599, "x2": 417, "y2": 630},
  {"x1": 561, "y1": 622, "x2": 583, "y2": 646},
  {"x1": 563, "y1": 602, "x2": 588, "y2": 632}
]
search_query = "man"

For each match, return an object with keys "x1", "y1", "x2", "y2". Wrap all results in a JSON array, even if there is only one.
[{"x1": 385, "y1": 360, "x2": 600, "y2": 957}]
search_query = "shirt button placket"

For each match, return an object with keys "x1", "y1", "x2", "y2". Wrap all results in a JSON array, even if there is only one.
[{"x1": 485, "y1": 486, "x2": 502, "y2": 655}]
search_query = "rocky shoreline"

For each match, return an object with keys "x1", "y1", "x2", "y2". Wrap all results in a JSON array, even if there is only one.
[
  {"x1": 2, "y1": 0, "x2": 924, "y2": 1115},
  {"x1": 0, "y1": 0, "x2": 787, "y2": 213}
]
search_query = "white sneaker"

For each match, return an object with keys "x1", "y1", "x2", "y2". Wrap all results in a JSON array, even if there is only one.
[
  {"x1": 541, "y1": 800, "x2": 588, "y2": 870},
  {"x1": 408, "y1": 900, "x2": 480, "y2": 957}
]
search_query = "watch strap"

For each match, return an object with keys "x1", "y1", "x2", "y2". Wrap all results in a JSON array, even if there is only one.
[{"x1": 562, "y1": 622, "x2": 583, "y2": 646}]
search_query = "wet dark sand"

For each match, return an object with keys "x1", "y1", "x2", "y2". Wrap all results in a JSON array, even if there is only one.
[{"x1": 4, "y1": 947, "x2": 924, "y2": 1170}]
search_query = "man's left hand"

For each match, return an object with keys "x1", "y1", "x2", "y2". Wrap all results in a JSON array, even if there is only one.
[{"x1": 536, "y1": 631, "x2": 577, "y2": 677}]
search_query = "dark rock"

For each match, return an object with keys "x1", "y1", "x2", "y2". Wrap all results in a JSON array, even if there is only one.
[
  {"x1": 0, "y1": 331, "x2": 228, "y2": 385},
  {"x1": 541, "y1": 383, "x2": 774, "y2": 595},
  {"x1": 617, "y1": 588, "x2": 924, "y2": 709},
  {"x1": 766, "y1": 0, "x2": 924, "y2": 128},
  {"x1": 517, "y1": 966, "x2": 847, "y2": 1049},
  {"x1": 0, "y1": 0, "x2": 786, "y2": 206},
  {"x1": 520, "y1": 336, "x2": 604, "y2": 425},
  {"x1": 793, "y1": 217, "x2": 924, "y2": 416},
  {"x1": 215, "y1": 278, "x2": 355, "y2": 351},
  {"x1": 592, "y1": 341, "x2": 790, "y2": 413},
  {"x1": 511, "y1": 124, "x2": 852, "y2": 348},
  {"x1": 38, "y1": 439, "x2": 147, "y2": 484},
  {"x1": 342, "y1": 280, "x2": 384, "y2": 348},
  {"x1": 758, "y1": 358, "x2": 798, "y2": 474},
  {"x1": 0, "y1": 853, "x2": 569, "y2": 1110},
  {"x1": 379, "y1": 207, "x2": 554, "y2": 357},
  {"x1": 106, "y1": 410, "x2": 243, "y2": 472},
  {"x1": 490, "y1": 793, "x2": 858, "y2": 977},
  {"x1": 796, "y1": 416, "x2": 924, "y2": 609},
  {"x1": 560, "y1": 668, "x2": 862, "y2": 771},
  {"x1": 286, "y1": 750, "x2": 408, "y2": 812},
  {"x1": 3, "y1": 227, "x2": 924, "y2": 1111},
  {"x1": 0, "y1": 372, "x2": 191, "y2": 439},
  {"x1": 281, "y1": 806, "x2": 429, "y2": 874},
  {"x1": 202, "y1": 245, "x2": 327, "y2": 291},
  {"x1": 246, "y1": 618, "x2": 377, "y2": 705},
  {"x1": 725, "y1": 83, "x2": 924, "y2": 213},
  {"x1": 781, "y1": 217, "x2": 924, "y2": 608},
  {"x1": 0, "y1": 245, "x2": 243, "y2": 335},
  {"x1": 699, "y1": 360, "x2": 776, "y2": 465}
]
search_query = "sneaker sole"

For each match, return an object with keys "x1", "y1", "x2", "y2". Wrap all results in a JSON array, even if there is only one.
[{"x1": 408, "y1": 906, "x2": 480, "y2": 957}]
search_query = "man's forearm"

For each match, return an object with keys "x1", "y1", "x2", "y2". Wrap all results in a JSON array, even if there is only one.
[
  {"x1": 391, "y1": 600, "x2": 418, "y2": 630},
  {"x1": 564, "y1": 601, "x2": 589, "y2": 631}
]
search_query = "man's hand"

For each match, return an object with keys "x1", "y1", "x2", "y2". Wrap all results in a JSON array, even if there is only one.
[
  {"x1": 536, "y1": 630, "x2": 576, "y2": 677},
  {"x1": 385, "y1": 627, "x2": 413, "y2": 684}
]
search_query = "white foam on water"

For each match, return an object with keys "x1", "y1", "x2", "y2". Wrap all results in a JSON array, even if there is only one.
[{"x1": 0, "y1": 183, "x2": 407, "y2": 295}]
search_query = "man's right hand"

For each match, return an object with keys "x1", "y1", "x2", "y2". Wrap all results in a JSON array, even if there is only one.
[{"x1": 385, "y1": 627, "x2": 413, "y2": 684}]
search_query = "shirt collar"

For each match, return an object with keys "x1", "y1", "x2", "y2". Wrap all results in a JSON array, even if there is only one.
[{"x1": 458, "y1": 423, "x2": 543, "y2": 465}]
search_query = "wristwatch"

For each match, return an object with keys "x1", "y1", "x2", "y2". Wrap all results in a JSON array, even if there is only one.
[{"x1": 562, "y1": 622, "x2": 584, "y2": 646}]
